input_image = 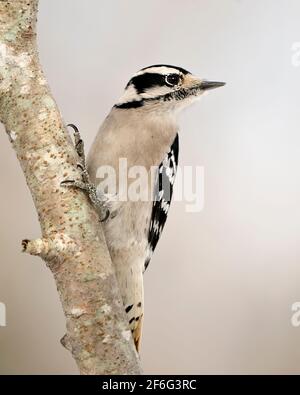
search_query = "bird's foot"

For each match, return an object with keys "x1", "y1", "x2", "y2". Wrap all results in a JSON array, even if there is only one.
[
  {"x1": 67, "y1": 123, "x2": 86, "y2": 166},
  {"x1": 61, "y1": 124, "x2": 110, "y2": 222},
  {"x1": 61, "y1": 164, "x2": 110, "y2": 222}
]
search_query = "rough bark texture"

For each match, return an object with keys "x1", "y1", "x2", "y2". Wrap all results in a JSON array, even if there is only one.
[{"x1": 0, "y1": 0, "x2": 142, "y2": 375}]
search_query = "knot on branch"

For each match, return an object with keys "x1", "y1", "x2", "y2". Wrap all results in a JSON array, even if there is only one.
[
  {"x1": 22, "y1": 233, "x2": 80, "y2": 262},
  {"x1": 60, "y1": 334, "x2": 72, "y2": 352}
]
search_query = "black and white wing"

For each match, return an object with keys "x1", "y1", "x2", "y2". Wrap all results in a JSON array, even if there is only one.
[{"x1": 144, "y1": 134, "x2": 179, "y2": 271}]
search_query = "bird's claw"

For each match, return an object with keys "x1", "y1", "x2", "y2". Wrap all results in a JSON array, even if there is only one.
[
  {"x1": 61, "y1": 124, "x2": 110, "y2": 222},
  {"x1": 60, "y1": 179, "x2": 75, "y2": 186},
  {"x1": 61, "y1": 177, "x2": 110, "y2": 222},
  {"x1": 100, "y1": 209, "x2": 110, "y2": 223}
]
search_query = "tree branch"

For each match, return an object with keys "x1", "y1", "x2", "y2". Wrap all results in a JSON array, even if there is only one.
[{"x1": 0, "y1": 0, "x2": 142, "y2": 375}]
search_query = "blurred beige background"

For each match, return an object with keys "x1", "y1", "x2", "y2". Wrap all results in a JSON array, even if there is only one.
[{"x1": 1, "y1": 0, "x2": 300, "y2": 374}]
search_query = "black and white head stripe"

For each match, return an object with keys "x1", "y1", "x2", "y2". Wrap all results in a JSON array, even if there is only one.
[
  {"x1": 144, "y1": 134, "x2": 179, "y2": 271},
  {"x1": 140, "y1": 64, "x2": 190, "y2": 75},
  {"x1": 127, "y1": 65, "x2": 190, "y2": 91},
  {"x1": 116, "y1": 65, "x2": 192, "y2": 109}
]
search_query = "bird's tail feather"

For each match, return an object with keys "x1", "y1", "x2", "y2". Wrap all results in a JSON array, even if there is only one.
[{"x1": 114, "y1": 259, "x2": 144, "y2": 352}]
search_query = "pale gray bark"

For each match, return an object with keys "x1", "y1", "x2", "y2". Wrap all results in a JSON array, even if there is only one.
[{"x1": 0, "y1": 0, "x2": 142, "y2": 375}]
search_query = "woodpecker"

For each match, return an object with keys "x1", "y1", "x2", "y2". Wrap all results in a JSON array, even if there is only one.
[{"x1": 62, "y1": 65, "x2": 225, "y2": 350}]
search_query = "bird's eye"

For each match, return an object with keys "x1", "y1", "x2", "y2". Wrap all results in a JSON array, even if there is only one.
[{"x1": 165, "y1": 73, "x2": 180, "y2": 87}]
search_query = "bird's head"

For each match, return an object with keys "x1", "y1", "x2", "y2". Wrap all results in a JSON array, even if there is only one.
[{"x1": 115, "y1": 64, "x2": 225, "y2": 114}]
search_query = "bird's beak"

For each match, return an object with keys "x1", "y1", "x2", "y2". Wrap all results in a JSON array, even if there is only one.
[{"x1": 199, "y1": 80, "x2": 226, "y2": 91}]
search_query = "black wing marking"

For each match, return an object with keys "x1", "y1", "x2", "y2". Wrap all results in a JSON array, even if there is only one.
[{"x1": 144, "y1": 134, "x2": 179, "y2": 271}]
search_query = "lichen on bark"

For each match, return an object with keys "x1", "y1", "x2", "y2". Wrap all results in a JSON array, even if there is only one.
[{"x1": 0, "y1": 0, "x2": 142, "y2": 375}]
